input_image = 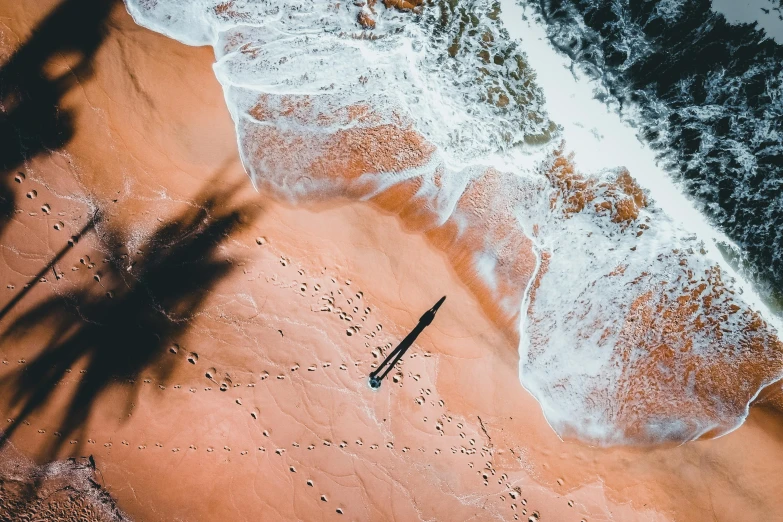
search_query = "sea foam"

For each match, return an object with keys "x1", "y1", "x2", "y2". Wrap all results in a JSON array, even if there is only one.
[{"x1": 125, "y1": 0, "x2": 783, "y2": 444}]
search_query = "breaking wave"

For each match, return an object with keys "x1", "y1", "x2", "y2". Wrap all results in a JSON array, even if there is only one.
[
  {"x1": 125, "y1": 0, "x2": 783, "y2": 444},
  {"x1": 528, "y1": 0, "x2": 783, "y2": 308}
]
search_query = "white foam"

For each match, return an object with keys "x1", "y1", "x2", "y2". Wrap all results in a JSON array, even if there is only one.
[
  {"x1": 125, "y1": 0, "x2": 783, "y2": 445},
  {"x1": 501, "y1": 0, "x2": 781, "y2": 333},
  {"x1": 497, "y1": 0, "x2": 783, "y2": 442}
]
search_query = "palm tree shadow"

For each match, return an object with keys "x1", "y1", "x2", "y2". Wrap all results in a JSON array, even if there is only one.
[
  {"x1": 0, "y1": 180, "x2": 259, "y2": 460},
  {"x1": 0, "y1": 0, "x2": 116, "y2": 238}
]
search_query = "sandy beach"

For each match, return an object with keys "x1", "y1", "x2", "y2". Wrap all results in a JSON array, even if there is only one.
[{"x1": 2, "y1": 1, "x2": 783, "y2": 521}]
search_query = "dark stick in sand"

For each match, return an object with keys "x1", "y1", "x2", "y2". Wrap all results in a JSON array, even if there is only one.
[{"x1": 369, "y1": 296, "x2": 446, "y2": 389}]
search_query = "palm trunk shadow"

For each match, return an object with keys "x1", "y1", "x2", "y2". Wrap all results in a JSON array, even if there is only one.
[{"x1": 0, "y1": 180, "x2": 260, "y2": 462}]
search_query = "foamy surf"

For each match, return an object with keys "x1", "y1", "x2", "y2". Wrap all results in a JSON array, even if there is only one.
[{"x1": 125, "y1": 0, "x2": 783, "y2": 445}]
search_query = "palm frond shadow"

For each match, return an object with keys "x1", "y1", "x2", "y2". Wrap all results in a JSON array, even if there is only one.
[
  {"x1": 0, "y1": 181, "x2": 259, "y2": 459},
  {"x1": 1, "y1": 0, "x2": 117, "y2": 239}
]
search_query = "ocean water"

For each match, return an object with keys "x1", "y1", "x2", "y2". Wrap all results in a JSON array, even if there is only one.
[
  {"x1": 126, "y1": 0, "x2": 783, "y2": 444},
  {"x1": 527, "y1": 0, "x2": 783, "y2": 309}
]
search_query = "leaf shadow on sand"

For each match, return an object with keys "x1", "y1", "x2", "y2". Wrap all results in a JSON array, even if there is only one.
[
  {"x1": 0, "y1": 180, "x2": 260, "y2": 463},
  {"x1": 0, "y1": 0, "x2": 117, "y2": 238}
]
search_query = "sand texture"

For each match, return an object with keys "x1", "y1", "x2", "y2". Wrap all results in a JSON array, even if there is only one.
[{"x1": 1, "y1": 1, "x2": 783, "y2": 521}]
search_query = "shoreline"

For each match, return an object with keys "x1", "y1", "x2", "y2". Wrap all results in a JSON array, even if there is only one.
[{"x1": 1, "y1": 1, "x2": 783, "y2": 521}]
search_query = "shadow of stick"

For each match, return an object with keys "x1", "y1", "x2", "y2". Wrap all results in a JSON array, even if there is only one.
[
  {"x1": 0, "y1": 212, "x2": 98, "y2": 323},
  {"x1": 0, "y1": 179, "x2": 259, "y2": 461}
]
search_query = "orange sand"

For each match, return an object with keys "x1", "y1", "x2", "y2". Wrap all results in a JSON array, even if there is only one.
[{"x1": 1, "y1": 2, "x2": 783, "y2": 521}]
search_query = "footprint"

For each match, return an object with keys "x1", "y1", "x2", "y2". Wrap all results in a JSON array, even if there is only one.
[
  {"x1": 187, "y1": 352, "x2": 198, "y2": 364},
  {"x1": 169, "y1": 344, "x2": 179, "y2": 354},
  {"x1": 14, "y1": 172, "x2": 25, "y2": 183},
  {"x1": 26, "y1": 190, "x2": 37, "y2": 199}
]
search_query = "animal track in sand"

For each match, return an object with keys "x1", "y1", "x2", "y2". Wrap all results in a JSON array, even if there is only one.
[
  {"x1": 18, "y1": 257, "x2": 510, "y2": 518},
  {"x1": 187, "y1": 352, "x2": 198, "y2": 364}
]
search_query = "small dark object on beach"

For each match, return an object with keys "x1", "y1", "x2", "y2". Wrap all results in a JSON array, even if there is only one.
[{"x1": 368, "y1": 296, "x2": 446, "y2": 390}]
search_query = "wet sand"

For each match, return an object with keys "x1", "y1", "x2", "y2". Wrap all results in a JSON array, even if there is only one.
[{"x1": 1, "y1": 1, "x2": 783, "y2": 521}]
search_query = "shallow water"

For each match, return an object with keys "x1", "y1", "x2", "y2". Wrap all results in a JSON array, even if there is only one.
[
  {"x1": 526, "y1": 0, "x2": 783, "y2": 309},
  {"x1": 125, "y1": 0, "x2": 783, "y2": 445}
]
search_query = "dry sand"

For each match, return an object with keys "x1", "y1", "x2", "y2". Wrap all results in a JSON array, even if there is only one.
[{"x1": 1, "y1": 1, "x2": 783, "y2": 521}]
